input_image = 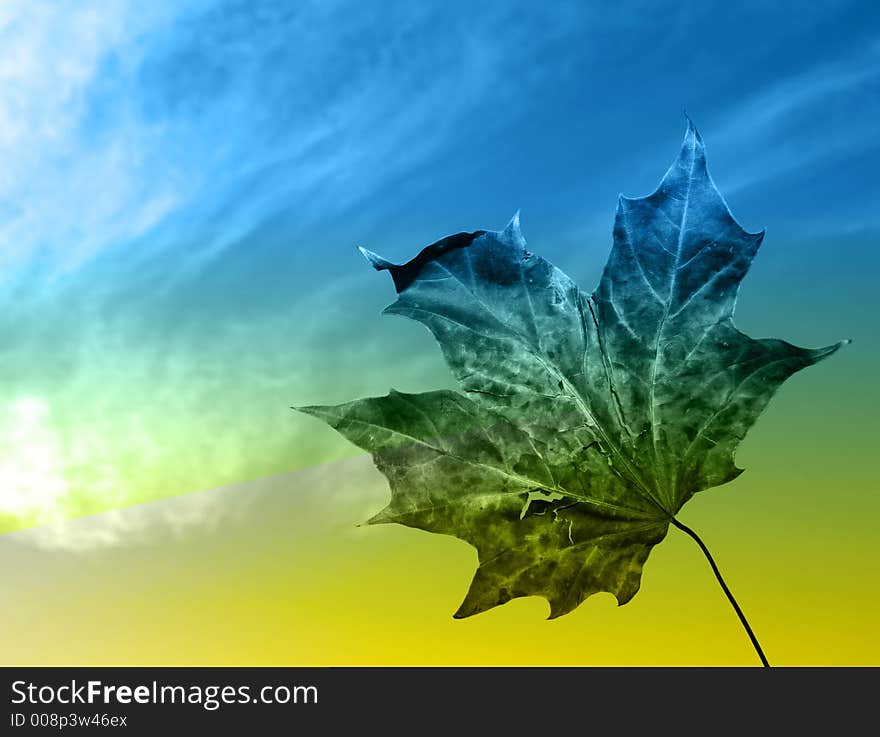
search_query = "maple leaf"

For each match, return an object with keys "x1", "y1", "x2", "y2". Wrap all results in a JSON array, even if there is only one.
[{"x1": 297, "y1": 122, "x2": 844, "y2": 659}]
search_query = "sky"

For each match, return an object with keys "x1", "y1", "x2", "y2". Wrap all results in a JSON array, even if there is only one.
[{"x1": 0, "y1": 0, "x2": 877, "y2": 665}]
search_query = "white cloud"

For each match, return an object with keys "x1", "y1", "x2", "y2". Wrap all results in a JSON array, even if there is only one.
[
  {"x1": 0, "y1": 1, "x2": 194, "y2": 271},
  {"x1": 6, "y1": 454, "x2": 382, "y2": 553}
]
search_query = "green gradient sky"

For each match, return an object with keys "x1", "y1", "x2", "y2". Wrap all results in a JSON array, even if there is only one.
[{"x1": 0, "y1": 0, "x2": 877, "y2": 665}]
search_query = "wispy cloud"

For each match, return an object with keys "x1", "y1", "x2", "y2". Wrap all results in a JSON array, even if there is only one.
[
  {"x1": 0, "y1": 1, "x2": 198, "y2": 271},
  {"x1": 3, "y1": 454, "x2": 380, "y2": 552},
  {"x1": 0, "y1": 0, "x2": 574, "y2": 278},
  {"x1": 709, "y1": 39, "x2": 880, "y2": 194}
]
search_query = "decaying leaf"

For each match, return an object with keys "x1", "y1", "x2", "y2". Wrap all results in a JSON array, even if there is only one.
[{"x1": 298, "y1": 122, "x2": 844, "y2": 620}]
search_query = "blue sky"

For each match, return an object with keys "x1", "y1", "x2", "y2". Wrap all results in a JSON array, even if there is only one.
[
  {"x1": 0, "y1": 0, "x2": 877, "y2": 545},
  {"x1": 2, "y1": 1, "x2": 878, "y2": 273}
]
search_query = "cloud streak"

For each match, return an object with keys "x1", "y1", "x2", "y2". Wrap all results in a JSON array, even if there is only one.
[
  {"x1": 0, "y1": 1, "x2": 198, "y2": 271},
  {"x1": 3, "y1": 454, "x2": 381, "y2": 552},
  {"x1": 709, "y1": 38, "x2": 880, "y2": 195},
  {"x1": 0, "y1": 0, "x2": 576, "y2": 279}
]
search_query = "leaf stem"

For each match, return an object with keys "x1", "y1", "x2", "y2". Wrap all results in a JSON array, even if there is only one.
[{"x1": 670, "y1": 517, "x2": 770, "y2": 667}]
